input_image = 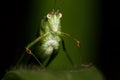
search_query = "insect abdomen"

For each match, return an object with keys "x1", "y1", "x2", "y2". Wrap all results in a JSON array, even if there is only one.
[
  {"x1": 41, "y1": 34, "x2": 61, "y2": 55},
  {"x1": 44, "y1": 40, "x2": 59, "y2": 54}
]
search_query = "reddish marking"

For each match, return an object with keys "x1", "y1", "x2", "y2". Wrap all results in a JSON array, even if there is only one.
[
  {"x1": 58, "y1": 12, "x2": 61, "y2": 15},
  {"x1": 48, "y1": 11, "x2": 53, "y2": 15}
]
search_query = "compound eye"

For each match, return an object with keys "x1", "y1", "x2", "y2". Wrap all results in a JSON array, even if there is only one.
[
  {"x1": 47, "y1": 13, "x2": 51, "y2": 19},
  {"x1": 58, "y1": 12, "x2": 62, "y2": 18}
]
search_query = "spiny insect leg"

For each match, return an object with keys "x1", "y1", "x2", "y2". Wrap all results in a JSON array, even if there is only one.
[
  {"x1": 25, "y1": 35, "x2": 45, "y2": 49},
  {"x1": 61, "y1": 39, "x2": 75, "y2": 66},
  {"x1": 45, "y1": 50, "x2": 58, "y2": 67},
  {"x1": 25, "y1": 48, "x2": 45, "y2": 68},
  {"x1": 80, "y1": 57, "x2": 93, "y2": 68},
  {"x1": 62, "y1": 32, "x2": 80, "y2": 47}
]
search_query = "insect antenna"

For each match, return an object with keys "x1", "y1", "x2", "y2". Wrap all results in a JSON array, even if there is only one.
[
  {"x1": 53, "y1": 0, "x2": 57, "y2": 10},
  {"x1": 61, "y1": 38, "x2": 75, "y2": 66},
  {"x1": 52, "y1": 0, "x2": 63, "y2": 11}
]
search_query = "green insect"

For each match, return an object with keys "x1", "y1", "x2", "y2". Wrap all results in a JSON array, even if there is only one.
[{"x1": 20, "y1": 9, "x2": 80, "y2": 68}]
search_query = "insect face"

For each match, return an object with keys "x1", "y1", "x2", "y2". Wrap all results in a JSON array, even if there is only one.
[{"x1": 47, "y1": 11, "x2": 62, "y2": 32}]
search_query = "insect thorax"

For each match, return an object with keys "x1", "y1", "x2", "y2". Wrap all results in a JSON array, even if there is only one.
[{"x1": 40, "y1": 10, "x2": 62, "y2": 55}]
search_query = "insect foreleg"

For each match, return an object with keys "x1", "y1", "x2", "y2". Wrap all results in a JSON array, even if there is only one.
[
  {"x1": 25, "y1": 34, "x2": 45, "y2": 49},
  {"x1": 62, "y1": 32, "x2": 80, "y2": 47},
  {"x1": 61, "y1": 39, "x2": 75, "y2": 66},
  {"x1": 28, "y1": 50, "x2": 45, "y2": 68},
  {"x1": 24, "y1": 34, "x2": 47, "y2": 67}
]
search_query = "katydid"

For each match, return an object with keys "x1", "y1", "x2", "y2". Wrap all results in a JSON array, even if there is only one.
[{"x1": 18, "y1": 10, "x2": 80, "y2": 68}]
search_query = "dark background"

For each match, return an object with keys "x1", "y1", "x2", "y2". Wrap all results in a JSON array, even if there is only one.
[
  {"x1": 0, "y1": 0, "x2": 119, "y2": 80},
  {"x1": 99, "y1": 0, "x2": 120, "y2": 80}
]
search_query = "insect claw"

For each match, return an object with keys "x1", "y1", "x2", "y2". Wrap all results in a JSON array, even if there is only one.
[
  {"x1": 77, "y1": 41, "x2": 80, "y2": 47},
  {"x1": 25, "y1": 48, "x2": 32, "y2": 54},
  {"x1": 81, "y1": 63, "x2": 93, "y2": 68}
]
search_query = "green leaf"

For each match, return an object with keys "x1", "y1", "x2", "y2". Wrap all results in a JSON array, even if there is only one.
[{"x1": 3, "y1": 66, "x2": 105, "y2": 80}]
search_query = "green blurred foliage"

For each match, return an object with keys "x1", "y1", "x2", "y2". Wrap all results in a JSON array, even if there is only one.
[{"x1": 3, "y1": 67, "x2": 105, "y2": 80}]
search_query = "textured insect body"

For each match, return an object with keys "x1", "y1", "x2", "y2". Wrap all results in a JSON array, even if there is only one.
[
  {"x1": 40, "y1": 10, "x2": 62, "y2": 55},
  {"x1": 36, "y1": 10, "x2": 63, "y2": 66}
]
